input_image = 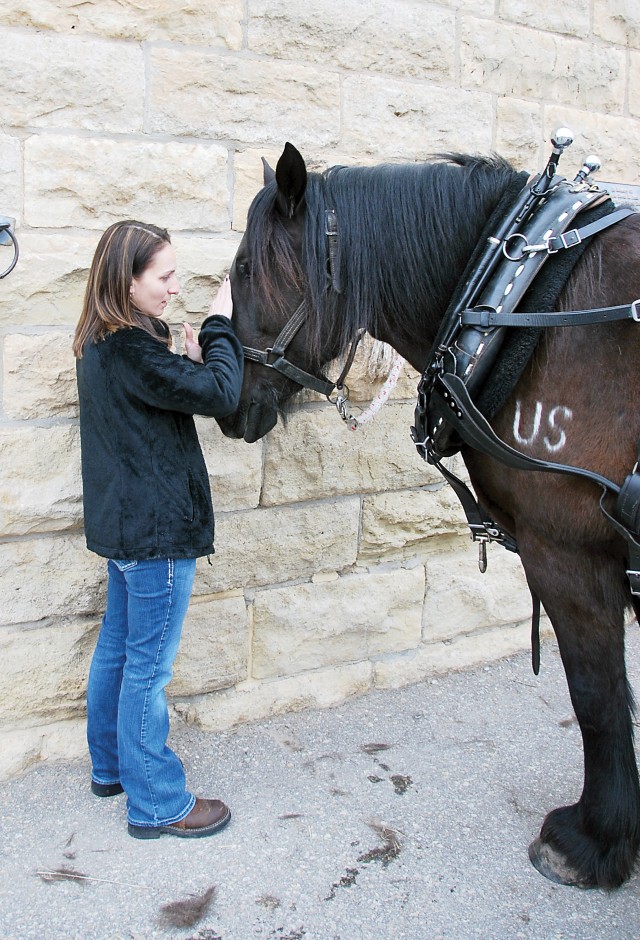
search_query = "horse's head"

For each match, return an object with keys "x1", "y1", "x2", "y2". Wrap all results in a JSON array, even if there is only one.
[{"x1": 219, "y1": 143, "x2": 345, "y2": 443}]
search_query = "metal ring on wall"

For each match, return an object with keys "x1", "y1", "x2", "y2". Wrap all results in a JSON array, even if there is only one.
[{"x1": 0, "y1": 224, "x2": 19, "y2": 279}]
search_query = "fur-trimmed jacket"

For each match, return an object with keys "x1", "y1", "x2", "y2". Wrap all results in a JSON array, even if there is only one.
[{"x1": 76, "y1": 315, "x2": 243, "y2": 561}]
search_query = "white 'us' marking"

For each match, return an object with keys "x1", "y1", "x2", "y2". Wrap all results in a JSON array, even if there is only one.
[{"x1": 512, "y1": 401, "x2": 573, "y2": 454}]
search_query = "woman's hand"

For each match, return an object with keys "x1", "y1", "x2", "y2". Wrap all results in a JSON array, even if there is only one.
[
  {"x1": 208, "y1": 274, "x2": 233, "y2": 319},
  {"x1": 183, "y1": 322, "x2": 203, "y2": 363}
]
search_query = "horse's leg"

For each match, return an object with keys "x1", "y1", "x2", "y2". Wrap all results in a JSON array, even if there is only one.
[{"x1": 518, "y1": 527, "x2": 640, "y2": 889}]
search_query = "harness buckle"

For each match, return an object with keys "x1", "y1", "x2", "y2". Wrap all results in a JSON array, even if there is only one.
[
  {"x1": 560, "y1": 228, "x2": 582, "y2": 249},
  {"x1": 632, "y1": 299, "x2": 640, "y2": 322},
  {"x1": 626, "y1": 569, "x2": 640, "y2": 596},
  {"x1": 325, "y1": 209, "x2": 338, "y2": 237}
]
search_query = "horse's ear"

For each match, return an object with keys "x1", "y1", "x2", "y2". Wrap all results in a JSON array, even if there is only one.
[
  {"x1": 274, "y1": 142, "x2": 307, "y2": 218},
  {"x1": 262, "y1": 157, "x2": 276, "y2": 187}
]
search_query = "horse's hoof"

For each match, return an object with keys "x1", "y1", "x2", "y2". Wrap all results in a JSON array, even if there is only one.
[{"x1": 528, "y1": 838, "x2": 594, "y2": 889}]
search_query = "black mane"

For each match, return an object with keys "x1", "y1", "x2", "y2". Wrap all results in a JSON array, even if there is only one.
[{"x1": 246, "y1": 152, "x2": 523, "y2": 362}]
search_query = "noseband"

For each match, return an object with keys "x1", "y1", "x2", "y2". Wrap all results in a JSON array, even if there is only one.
[{"x1": 241, "y1": 300, "x2": 339, "y2": 397}]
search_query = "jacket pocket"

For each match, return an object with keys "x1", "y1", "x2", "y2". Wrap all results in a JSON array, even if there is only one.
[{"x1": 184, "y1": 472, "x2": 196, "y2": 522}]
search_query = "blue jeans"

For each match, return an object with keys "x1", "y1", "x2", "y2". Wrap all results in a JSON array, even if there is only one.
[{"x1": 87, "y1": 557, "x2": 197, "y2": 827}]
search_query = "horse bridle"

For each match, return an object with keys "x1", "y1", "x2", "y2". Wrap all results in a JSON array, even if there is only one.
[
  {"x1": 241, "y1": 300, "x2": 338, "y2": 397},
  {"x1": 240, "y1": 196, "x2": 364, "y2": 408}
]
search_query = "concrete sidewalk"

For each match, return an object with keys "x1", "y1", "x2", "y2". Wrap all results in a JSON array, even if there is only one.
[{"x1": 1, "y1": 637, "x2": 640, "y2": 940}]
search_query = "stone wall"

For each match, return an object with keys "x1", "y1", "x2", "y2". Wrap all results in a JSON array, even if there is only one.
[{"x1": 1, "y1": 0, "x2": 639, "y2": 779}]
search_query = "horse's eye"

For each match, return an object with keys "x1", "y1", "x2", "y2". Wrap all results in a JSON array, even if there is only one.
[{"x1": 236, "y1": 260, "x2": 251, "y2": 281}]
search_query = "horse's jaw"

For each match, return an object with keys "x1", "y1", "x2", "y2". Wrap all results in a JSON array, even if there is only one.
[{"x1": 217, "y1": 398, "x2": 279, "y2": 443}]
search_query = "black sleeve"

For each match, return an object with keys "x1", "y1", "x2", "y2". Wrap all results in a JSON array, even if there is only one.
[{"x1": 111, "y1": 318, "x2": 244, "y2": 418}]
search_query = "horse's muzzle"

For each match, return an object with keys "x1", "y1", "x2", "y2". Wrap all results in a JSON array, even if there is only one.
[{"x1": 217, "y1": 400, "x2": 278, "y2": 443}]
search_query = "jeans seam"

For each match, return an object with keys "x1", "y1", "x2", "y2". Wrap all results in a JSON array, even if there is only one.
[{"x1": 139, "y1": 558, "x2": 174, "y2": 824}]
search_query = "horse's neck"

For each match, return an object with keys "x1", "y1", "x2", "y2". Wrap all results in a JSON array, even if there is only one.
[{"x1": 327, "y1": 160, "x2": 519, "y2": 373}]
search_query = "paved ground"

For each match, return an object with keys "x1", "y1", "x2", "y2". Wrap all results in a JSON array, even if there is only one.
[{"x1": 2, "y1": 634, "x2": 640, "y2": 940}]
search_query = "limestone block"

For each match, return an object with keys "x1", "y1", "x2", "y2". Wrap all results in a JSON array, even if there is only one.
[
  {"x1": 248, "y1": 0, "x2": 455, "y2": 83},
  {"x1": 3, "y1": 331, "x2": 77, "y2": 419},
  {"x1": 423, "y1": 545, "x2": 531, "y2": 642},
  {"x1": 261, "y1": 402, "x2": 437, "y2": 505},
  {"x1": 0, "y1": 132, "x2": 21, "y2": 223},
  {"x1": 544, "y1": 106, "x2": 640, "y2": 184},
  {"x1": 341, "y1": 75, "x2": 493, "y2": 160},
  {"x1": 233, "y1": 147, "x2": 283, "y2": 232},
  {"x1": 0, "y1": 719, "x2": 86, "y2": 782},
  {"x1": 169, "y1": 234, "x2": 242, "y2": 320},
  {"x1": 0, "y1": 29, "x2": 143, "y2": 133},
  {"x1": 495, "y1": 98, "x2": 544, "y2": 171},
  {"x1": 500, "y1": 0, "x2": 589, "y2": 37},
  {"x1": 0, "y1": 425, "x2": 82, "y2": 537},
  {"x1": 0, "y1": 619, "x2": 97, "y2": 723},
  {"x1": 0, "y1": 0, "x2": 243, "y2": 48},
  {"x1": 0, "y1": 231, "x2": 95, "y2": 327},
  {"x1": 359, "y1": 488, "x2": 470, "y2": 563},
  {"x1": 0, "y1": 535, "x2": 106, "y2": 627},
  {"x1": 170, "y1": 592, "x2": 248, "y2": 696},
  {"x1": 194, "y1": 417, "x2": 262, "y2": 512},
  {"x1": 594, "y1": 0, "x2": 640, "y2": 49},
  {"x1": 461, "y1": 18, "x2": 626, "y2": 115},
  {"x1": 193, "y1": 497, "x2": 361, "y2": 594},
  {"x1": 373, "y1": 619, "x2": 543, "y2": 690},
  {"x1": 173, "y1": 661, "x2": 373, "y2": 731},
  {"x1": 24, "y1": 136, "x2": 230, "y2": 231},
  {"x1": 149, "y1": 47, "x2": 340, "y2": 149},
  {"x1": 251, "y1": 566, "x2": 425, "y2": 679}
]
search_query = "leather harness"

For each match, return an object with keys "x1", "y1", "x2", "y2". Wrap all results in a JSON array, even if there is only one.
[{"x1": 410, "y1": 156, "x2": 640, "y2": 673}]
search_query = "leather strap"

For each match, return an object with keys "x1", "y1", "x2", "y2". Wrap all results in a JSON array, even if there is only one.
[
  {"x1": 432, "y1": 372, "x2": 621, "y2": 496},
  {"x1": 325, "y1": 209, "x2": 342, "y2": 293},
  {"x1": 545, "y1": 206, "x2": 634, "y2": 252},
  {"x1": 460, "y1": 300, "x2": 640, "y2": 329}
]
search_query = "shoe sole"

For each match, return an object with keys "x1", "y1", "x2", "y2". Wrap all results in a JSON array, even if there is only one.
[
  {"x1": 91, "y1": 781, "x2": 124, "y2": 798},
  {"x1": 128, "y1": 807, "x2": 231, "y2": 840}
]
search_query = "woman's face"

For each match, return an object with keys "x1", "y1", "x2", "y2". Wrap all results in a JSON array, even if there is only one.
[{"x1": 130, "y1": 242, "x2": 180, "y2": 318}]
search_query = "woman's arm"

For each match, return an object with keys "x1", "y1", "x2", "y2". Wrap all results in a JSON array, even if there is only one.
[{"x1": 113, "y1": 317, "x2": 244, "y2": 419}]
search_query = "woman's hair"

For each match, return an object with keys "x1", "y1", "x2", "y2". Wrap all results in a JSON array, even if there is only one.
[{"x1": 73, "y1": 220, "x2": 172, "y2": 358}]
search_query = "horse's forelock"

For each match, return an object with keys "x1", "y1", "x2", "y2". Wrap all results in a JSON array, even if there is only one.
[{"x1": 245, "y1": 182, "x2": 305, "y2": 317}]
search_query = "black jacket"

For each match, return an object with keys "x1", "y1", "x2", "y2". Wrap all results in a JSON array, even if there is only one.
[{"x1": 76, "y1": 315, "x2": 244, "y2": 561}]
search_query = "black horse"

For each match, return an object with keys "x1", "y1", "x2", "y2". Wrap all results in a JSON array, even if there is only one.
[{"x1": 218, "y1": 141, "x2": 640, "y2": 889}]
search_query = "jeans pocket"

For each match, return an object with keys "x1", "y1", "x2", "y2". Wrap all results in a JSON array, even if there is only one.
[{"x1": 112, "y1": 559, "x2": 138, "y2": 572}]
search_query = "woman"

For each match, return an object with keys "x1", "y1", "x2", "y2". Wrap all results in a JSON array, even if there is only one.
[{"x1": 73, "y1": 220, "x2": 243, "y2": 840}]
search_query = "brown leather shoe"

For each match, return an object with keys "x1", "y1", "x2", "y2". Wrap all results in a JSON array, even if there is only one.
[{"x1": 128, "y1": 798, "x2": 231, "y2": 840}]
